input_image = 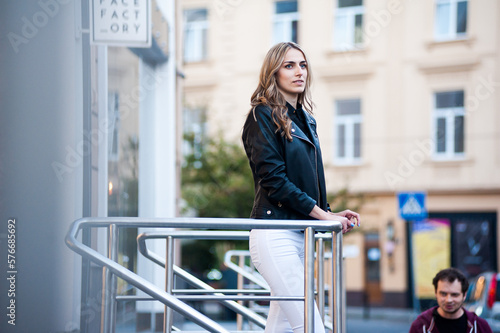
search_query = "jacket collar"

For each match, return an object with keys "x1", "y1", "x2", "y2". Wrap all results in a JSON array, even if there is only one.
[{"x1": 286, "y1": 103, "x2": 317, "y2": 145}]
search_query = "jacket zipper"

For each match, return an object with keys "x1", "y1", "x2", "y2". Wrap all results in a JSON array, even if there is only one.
[{"x1": 292, "y1": 133, "x2": 320, "y2": 205}]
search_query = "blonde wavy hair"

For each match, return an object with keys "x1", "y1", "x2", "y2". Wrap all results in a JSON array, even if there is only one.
[{"x1": 250, "y1": 42, "x2": 314, "y2": 141}]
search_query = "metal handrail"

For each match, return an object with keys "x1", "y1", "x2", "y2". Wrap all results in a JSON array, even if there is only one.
[
  {"x1": 65, "y1": 217, "x2": 344, "y2": 333},
  {"x1": 224, "y1": 250, "x2": 269, "y2": 289},
  {"x1": 137, "y1": 231, "x2": 268, "y2": 328},
  {"x1": 138, "y1": 232, "x2": 337, "y2": 330},
  {"x1": 221, "y1": 239, "x2": 341, "y2": 331}
]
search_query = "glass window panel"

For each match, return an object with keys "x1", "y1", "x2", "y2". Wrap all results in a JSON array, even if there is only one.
[
  {"x1": 184, "y1": 9, "x2": 208, "y2": 62},
  {"x1": 276, "y1": 0, "x2": 298, "y2": 14},
  {"x1": 108, "y1": 92, "x2": 120, "y2": 161},
  {"x1": 201, "y1": 28, "x2": 207, "y2": 59},
  {"x1": 291, "y1": 20, "x2": 298, "y2": 43},
  {"x1": 435, "y1": 3, "x2": 450, "y2": 36},
  {"x1": 186, "y1": 9, "x2": 207, "y2": 22},
  {"x1": 354, "y1": 14, "x2": 363, "y2": 44},
  {"x1": 273, "y1": 21, "x2": 285, "y2": 44},
  {"x1": 454, "y1": 115, "x2": 464, "y2": 153},
  {"x1": 184, "y1": 29, "x2": 202, "y2": 62},
  {"x1": 436, "y1": 118, "x2": 447, "y2": 152},
  {"x1": 436, "y1": 91, "x2": 464, "y2": 108},
  {"x1": 337, "y1": 99, "x2": 361, "y2": 115},
  {"x1": 112, "y1": 128, "x2": 119, "y2": 157},
  {"x1": 107, "y1": 47, "x2": 140, "y2": 217},
  {"x1": 337, "y1": 124, "x2": 345, "y2": 157},
  {"x1": 354, "y1": 122, "x2": 361, "y2": 158},
  {"x1": 334, "y1": 15, "x2": 349, "y2": 47},
  {"x1": 456, "y1": 1, "x2": 467, "y2": 33},
  {"x1": 339, "y1": 0, "x2": 363, "y2": 8},
  {"x1": 183, "y1": 108, "x2": 207, "y2": 158}
]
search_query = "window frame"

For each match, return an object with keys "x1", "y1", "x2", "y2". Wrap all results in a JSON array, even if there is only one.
[
  {"x1": 333, "y1": 98, "x2": 363, "y2": 165},
  {"x1": 432, "y1": 91, "x2": 466, "y2": 161},
  {"x1": 108, "y1": 91, "x2": 120, "y2": 162},
  {"x1": 183, "y1": 8, "x2": 209, "y2": 63},
  {"x1": 182, "y1": 107, "x2": 207, "y2": 163},
  {"x1": 272, "y1": 1, "x2": 299, "y2": 44},
  {"x1": 333, "y1": 0, "x2": 364, "y2": 51},
  {"x1": 434, "y1": 0, "x2": 468, "y2": 41}
]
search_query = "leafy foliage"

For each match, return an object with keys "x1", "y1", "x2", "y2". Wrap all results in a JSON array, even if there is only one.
[
  {"x1": 181, "y1": 134, "x2": 254, "y2": 218},
  {"x1": 328, "y1": 187, "x2": 366, "y2": 213},
  {"x1": 181, "y1": 135, "x2": 254, "y2": 275}
]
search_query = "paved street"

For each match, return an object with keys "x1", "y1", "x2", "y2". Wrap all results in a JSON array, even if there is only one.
[
  {"x1": 344, "y1": 306, "x2": 414, "y2": 333},
  {"x1": 117, "y1": 307, "x2": 417, "y2": 332},
  {"x1": 346, "y1": 317, "x2": 412, "y2": 333}
]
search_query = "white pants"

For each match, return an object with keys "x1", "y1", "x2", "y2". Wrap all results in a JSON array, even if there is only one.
[{"x1": 249, "y1": 229, "x2": 326, "y2": 333}]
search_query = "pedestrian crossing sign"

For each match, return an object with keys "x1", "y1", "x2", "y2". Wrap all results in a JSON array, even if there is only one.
[{"x1": 398, "y1": 192, "x2": 427, "y2": 220}]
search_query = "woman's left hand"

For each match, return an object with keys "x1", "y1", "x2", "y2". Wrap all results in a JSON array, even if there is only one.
[{"x1": 332, "y1": 210, "x2": 361, "y2": 228}]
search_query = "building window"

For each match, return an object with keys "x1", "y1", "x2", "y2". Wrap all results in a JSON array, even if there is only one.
[
  {"x1": 183, "y1": 107, "x2": 207, "y2": 167},
  {"x1": 434, "y1": 0, "x2": 467, "y2": 41},
  {"x1": 108, "y1": 91, "x2": 120, "y2": 162},
  {"x1": 183, "y1": 8, "x2": 208, "y2": 63},
  {"x1": 272, "y1": 0, "x2": 299, "y2": 44},
  {"x1": 333, "y1": 0, "x2": 364, "y2": 51},
  {"x1": 334, "y1": 99, "x2": 362, "y2": 164},
  {"x1": 433, "y1": 91, "x2": 465, "y2": 160}
]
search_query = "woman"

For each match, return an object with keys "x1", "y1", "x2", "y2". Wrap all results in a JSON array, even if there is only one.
[{"x1": 242, "y1": 42, "x2": 361, "y2": 332}]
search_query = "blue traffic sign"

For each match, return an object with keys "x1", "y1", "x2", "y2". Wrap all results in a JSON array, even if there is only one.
[{"x1": 398, "y1": 192, "x2": 427, "y2": 220}]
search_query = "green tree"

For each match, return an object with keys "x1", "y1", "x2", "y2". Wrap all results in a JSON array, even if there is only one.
[
  {"x1": 181, "y1": 135, "x2": 254, "y2": 275},
  {"x1": 181, "y1": 134, "x2": 254, "y2": 218},
  {"x1": 328, "y1": 187, "x2": 366, "y2": 214}
]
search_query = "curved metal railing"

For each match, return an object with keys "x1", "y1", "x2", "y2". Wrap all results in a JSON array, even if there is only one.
[
  {"x1": 65, "y1": 217, "x2": 345, "y2": 333},
  {"x1": 136, "y1": 230, "x2": 268, "y2": 330}
]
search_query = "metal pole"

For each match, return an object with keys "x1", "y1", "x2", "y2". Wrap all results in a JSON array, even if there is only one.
[
  {"x1": 408, "y1": 220, "x2": 421, "y2": 315},
  {"x1": 332, "y1": 231, "x2": 344, "y2": 333},
  {"x1": 317, "y1": 237, "x2": 325, "y2": 321},
  {"x1": 102, "y1": 224, "x2": 118, "y2": 333},
  {"x1": 248, "y1": 258, "x2": 256, "y2": 330},
  {"x1": 164, "y1": 236, "x2": 174, "y2": 333},
  {"x1": 236, "y1": 254, "x2": 244, "y2": 330},
  {"x1": 304, "y1": 227, "x2": 315, "y2": 333}
]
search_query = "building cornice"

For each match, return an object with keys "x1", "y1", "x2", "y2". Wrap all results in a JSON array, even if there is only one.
[
  {"x1": 318, "y1": 66, "x2": 375, "y2": 82},
  {"x1": 425, "y1": 36, "x2": 477, "y2": 50},
  {"x1": 417, "y1": 56, "x2": 480, "y2": 74},
  {"x1": 348, "y1": 187, "x2": 500, "y2": 198}
]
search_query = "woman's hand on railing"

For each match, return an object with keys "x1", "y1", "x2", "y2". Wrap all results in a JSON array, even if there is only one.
[
  {"x1": 309, "y1": 206, "x2": 360, "y2": 234},
  {"x1": 331, "y1": 210, "x2": 361, "y2": 228}
]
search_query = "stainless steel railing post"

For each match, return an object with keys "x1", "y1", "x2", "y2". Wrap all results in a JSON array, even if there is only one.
[
  {"x1": 332, "y1": 230, "x2": 344, "y2": 333},
  {"x1": 102, "y1": 223, "x2": 118, "y2": 333},
  {"x1": 236, "y1": 254, "x2": 245, "y2": 331},
  {"x1": 304, "y1": 227, "x2": 315, "y2": 333},
  {"x1": 164, "y1": 235, "x2": 174, "y2": 333},
  {"x1": 316, "y1": 237, "x2": 325, "y2": 321}
]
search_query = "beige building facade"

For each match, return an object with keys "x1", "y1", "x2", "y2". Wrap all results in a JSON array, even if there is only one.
[{"x1": 179, "y1": 0, "x2": 500, "y2": 307}]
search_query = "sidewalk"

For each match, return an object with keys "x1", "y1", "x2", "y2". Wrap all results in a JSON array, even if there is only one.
[
  {"x1": 116, "y1": 307, "x2": 418, "y2": 332},
  {"x1": 346, "y1": 306, "x2": 417, "y2": 322}
]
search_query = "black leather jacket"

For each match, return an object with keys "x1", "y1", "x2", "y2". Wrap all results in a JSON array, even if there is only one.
[{"x1": 242, "y1": 103, "x2": 328, "y2": 220}]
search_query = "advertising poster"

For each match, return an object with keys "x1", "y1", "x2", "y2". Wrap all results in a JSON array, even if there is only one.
[{"x1": 412, "y1": 219, "x2": 451, "y2": 298}]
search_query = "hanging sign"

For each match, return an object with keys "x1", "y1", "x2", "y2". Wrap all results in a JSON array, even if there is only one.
[{"x1": 90, "y1": 0, "x2": 151, "y2": 47}]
